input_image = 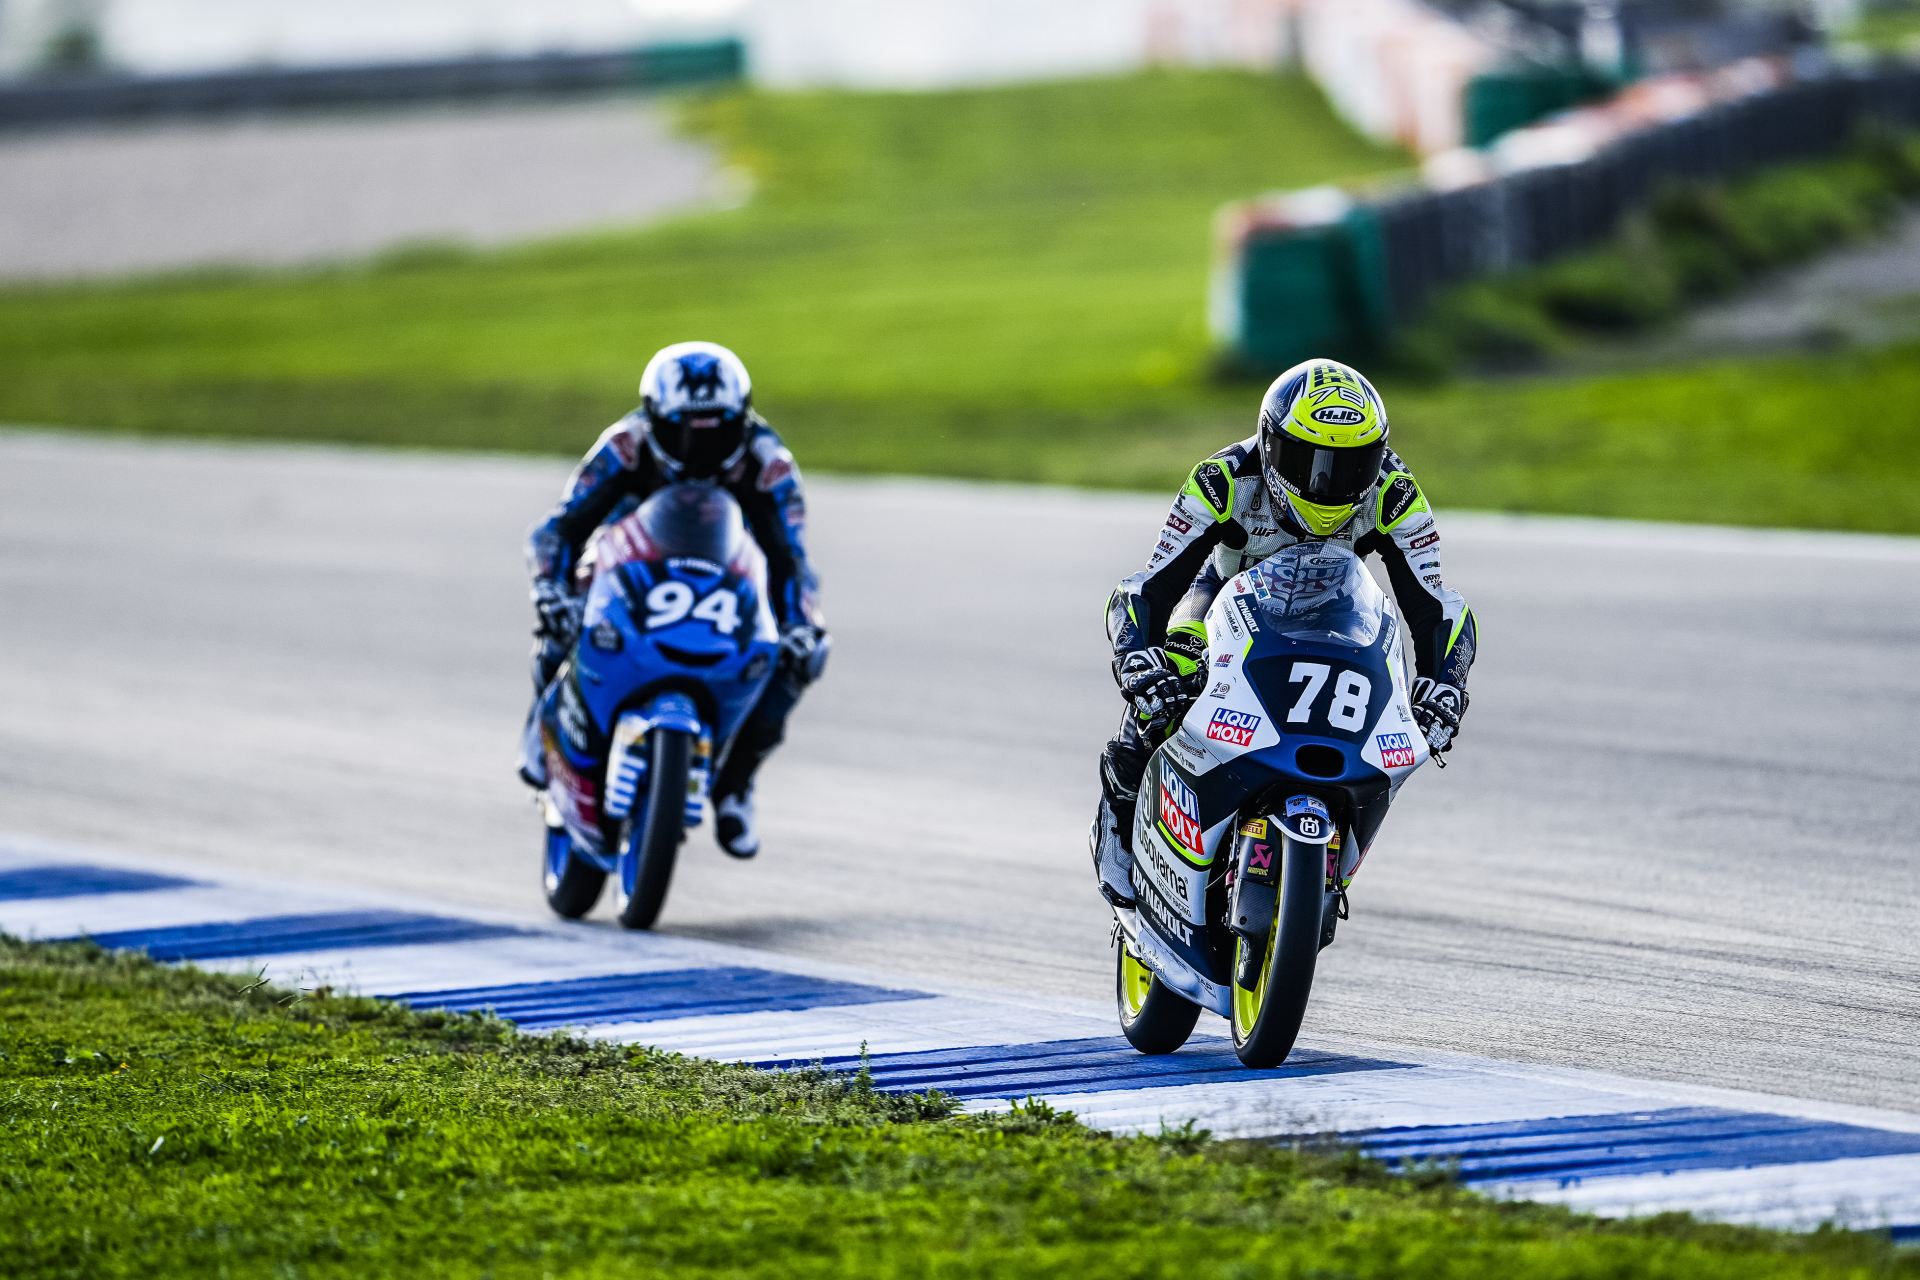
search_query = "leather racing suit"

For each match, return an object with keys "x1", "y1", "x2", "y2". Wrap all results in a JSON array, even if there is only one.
[
  {"x1": 1099, "y1": 435, "x2": 1477, "y2": 850},
  {"x1": 525, "y1": 409, "x2": 823, "y2": 800}
]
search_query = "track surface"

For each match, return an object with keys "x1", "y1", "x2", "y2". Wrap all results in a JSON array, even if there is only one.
[
  {"x1": 2, "y1": 430, "x2": 1916, "y2": 1108},
  {"x1": 0, "y1": 99, "x2": 722, "y2": 279}
]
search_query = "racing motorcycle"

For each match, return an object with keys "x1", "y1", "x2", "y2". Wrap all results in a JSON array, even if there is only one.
[
  {"x1": 533, "y1": 483, "x2": 780, "y2": 930},
  {"x1": 1113, "y1": 542, "x2": 1431, "y2": 1067}
]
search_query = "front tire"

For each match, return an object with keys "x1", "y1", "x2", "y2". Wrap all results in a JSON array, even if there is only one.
[
  {"x1": 613, "y1": 727, "x2": 691, "y2": 930},
  {"x1": 1116, "y1": 938, "x2": 1201, "y2": 1054},
  {"x1": 1229, "y1": 837, "x2": 1327, "y2": 1067},
  {"x1": 542, "y1": 818, "x2": 606, "y2": 920}
]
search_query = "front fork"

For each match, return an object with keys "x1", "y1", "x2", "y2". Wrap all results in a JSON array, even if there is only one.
[{"x1": 1227, "y1": 796, "x2": 1352, "y2": 987}]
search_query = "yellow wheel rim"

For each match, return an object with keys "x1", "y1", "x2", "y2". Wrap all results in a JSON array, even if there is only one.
[{"x1": 1119, "y1": 946, "x2": 1155, "y2": 1018}]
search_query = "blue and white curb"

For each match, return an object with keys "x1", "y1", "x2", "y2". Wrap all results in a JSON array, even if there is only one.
[{"x1": 3, "y1": 835, "x2": 1916, "y2": 1240}]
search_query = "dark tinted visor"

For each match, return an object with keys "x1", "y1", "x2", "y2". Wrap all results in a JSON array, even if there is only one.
[
  {"x1": 1267, "y1": 430, "x2": 1385, "y2": 507},
  {"x1": 656, "y1": 412, "x2": 745, "y2": 477}
]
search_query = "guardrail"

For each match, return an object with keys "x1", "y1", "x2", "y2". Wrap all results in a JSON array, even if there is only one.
[
  {"x1": 0, "y1": 39, "x2": 744, "y2": 130},
  {"x1": 1213, "y1": 58, "x2": 1920, "y2": 370}
]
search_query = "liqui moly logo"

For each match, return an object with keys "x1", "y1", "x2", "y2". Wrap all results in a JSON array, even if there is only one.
[
  {"x1": 1376, "y1": 732, "x2": 1416, "y2": 769},
  {"x1": 1206, "y1": 707, "x2": 1261, "y2": 747},
  {"x1": 1156, "y1": 765, "x2": 1202, "y2": 855}
]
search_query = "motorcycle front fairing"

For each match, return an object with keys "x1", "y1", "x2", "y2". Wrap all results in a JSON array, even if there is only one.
[
  {"x1": 1125, "y1": 544, "x2": 1428, "y2": 1010},
  {"x1": 537, "y1": 484, "x2": 781, "y2": 855}
]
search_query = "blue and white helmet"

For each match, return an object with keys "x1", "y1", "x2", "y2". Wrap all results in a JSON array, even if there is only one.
[{"x1": 639, "y1": 341, "x2": 753, "y2": 477}]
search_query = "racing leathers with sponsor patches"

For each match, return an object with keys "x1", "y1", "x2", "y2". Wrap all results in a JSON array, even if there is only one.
[
  {"x1": 1092, "y1": 436, "x2": 1476, "y2": 906},
  {"x1": 520, "y1": 410, "x2": 825, "y2": 803}
]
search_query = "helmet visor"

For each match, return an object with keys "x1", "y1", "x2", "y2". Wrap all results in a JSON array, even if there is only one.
[
  {"x1": 1265, "y1": 430, "x2": 1385, "y2": 509},
  {"x1": 655, "y1": 412, "x2": 745, "y2": 476}
]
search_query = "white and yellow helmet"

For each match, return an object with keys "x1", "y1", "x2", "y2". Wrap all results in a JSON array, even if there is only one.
[{"x1": 1256, "y1": 358, "x2": 1389, "y2": 537}]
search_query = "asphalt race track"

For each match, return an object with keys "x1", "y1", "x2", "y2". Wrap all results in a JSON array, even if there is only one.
[{"x1": 2, "y1": 429, "x2": 1916, "y2": 1110}]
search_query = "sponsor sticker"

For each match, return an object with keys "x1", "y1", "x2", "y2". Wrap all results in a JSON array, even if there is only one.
[
  {"x1": 1408, "y1": 530, "x2": 1440, "y2": 550},
  {"x1": 1376, "y1": 731, "x2": 1417, "y2": 769},
  {"x1": 1137, "y1": 876, "x2": 1193, "y2": 943},
  {"x1": 1237, "y1": 817, "x2": 1268, "y2": 839},
  {"x1": 1214, "y1": 652, "x2": 1232, "y2": 667},
  {"x1": 1311, "y1": 405, "x2": 1365, "y2": 427},
  {"x1": 1192, "y1": 462, "x2": 1232, "y2": 517},
  {"x1": 1165, "y1": 512, "x2": 1192, "y2": 536},
  {"x1": 1156, "y1": 765, "x2": 1202, "y2": 856},
  {"x1": 1246, "y1": 841, "x2": 1274, "y2": 873},
  {"x1": 1206, "y1": 707, "x2": 1261, "y2": 748},
  {"x1": 589, "y1": 621, "x2": 623, "y2": 653},
  {"x1": 1156, "y1": 539, "x2": 1177, "y2": 555},
  {"x1": 1233, "y1": 599, "x2": 1261, "y2": 637},
  {"x1": 1379, "y1": 474, "x2": 1422, "y2": 528}
]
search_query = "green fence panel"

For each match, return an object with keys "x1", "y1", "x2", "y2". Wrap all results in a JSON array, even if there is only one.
[
  {"x1": 1225, "y1": 209, "x2": 1396, "y2": 371},
  {"x1": 1464, "y1": 65, "x2": 1609, "y2": 148}
]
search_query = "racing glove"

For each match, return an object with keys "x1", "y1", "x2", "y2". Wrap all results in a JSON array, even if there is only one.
[
  {"x1": 1115, "y1": 648, "x2": 1191, "y2": 731},
  {"x1": 778, "y1": 622, "x2": 831, "y2": 685},
  {"x1": 1411, "y1": 678, "x2": 1469, "y2": 755},
  {"x1": 531, "y1": 579, "x2": 583, "y2": 647}
]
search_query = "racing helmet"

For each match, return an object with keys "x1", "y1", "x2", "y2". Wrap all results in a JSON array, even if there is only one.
[
  {"x1": 640, "y1": 341, "x2": 753, "y2": 477},
  {"x1": 1256, "y1": 358, "x2": 1389, "y2": 537}
]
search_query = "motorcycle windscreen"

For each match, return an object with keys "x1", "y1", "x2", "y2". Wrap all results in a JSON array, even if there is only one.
[
  {"x1": 1243, "y1": 545, "x2": 1385, "y2": 648},
  {"x1": 635, "y1": 482, "x2": 748, "y2": 566}
]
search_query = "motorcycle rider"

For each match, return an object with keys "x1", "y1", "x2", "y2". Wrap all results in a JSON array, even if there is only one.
[
  {"x1": 1092, "y1": 357, "x2": 1476, "y2": 908},
  {"x1": 517, "y1": 341, "x2": 829, "y2": 859}
]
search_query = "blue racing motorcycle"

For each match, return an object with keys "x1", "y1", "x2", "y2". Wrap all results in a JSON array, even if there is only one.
[{"x1": 532, "y1": 483, "x2": 780, "y2": 929}]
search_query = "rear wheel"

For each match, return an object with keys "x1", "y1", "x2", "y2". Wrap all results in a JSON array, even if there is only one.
[
  {"x1": 1116, "y1": 938, "x2": 1201, "y2": 1054},
  {"x1": 542, "y1": 815, "x2": 605, "y2": 919},
  {"x1": 1229, "y1": 837, "x2": 1327, "y2": 1067},
  {"x1": 613, "y1": 728, "x2": 691, "y2": 930}
]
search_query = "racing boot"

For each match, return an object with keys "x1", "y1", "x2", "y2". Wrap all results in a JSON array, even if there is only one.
[
  {"x1": 715, "y1": 787, "x2": 760, "y2": 860},
  {"x1": 1089, "y1": 797, "x2": 1137, "y2": 910}
]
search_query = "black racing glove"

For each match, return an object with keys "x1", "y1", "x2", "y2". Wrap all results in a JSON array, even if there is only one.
[
  {"x1": 1116, "y1": 648, "x2": 1192, "y2": 732},
  {"x1": 532, "y1": 579, "x2": 583, "y2": 647},
  {"x1": 1411, "y1": 677, "x2": 1469, "y2": 756},
  {"x1": 778, "y1": 622, "x2": 831, "y2": 685}
]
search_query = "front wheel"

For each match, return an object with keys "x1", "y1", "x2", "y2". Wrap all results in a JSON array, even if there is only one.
[
  {"x1": 542, "y1": 817, "x2": 606, "y2": 919},
  {"x1": 612, "y1": 727, "x2": 691, "y2": 930},
  {"x1": 1229, "y1": 837, "x2": 1327, "y2": 1067},
  {"x1": 1116, "y1": 937, "x2": 1201, "y2": 1054}
]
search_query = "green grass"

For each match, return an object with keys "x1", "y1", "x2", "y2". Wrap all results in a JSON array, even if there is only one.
[
  {"x1": 6, "y1": 70, "x2": 1920, "y2": 533},
  {"x1": 4, "y1": 938, "x2": 1913, "y2": 1278},
  {"x1": 1399, "y1": 342, "x2": 1920, "y2": 533},
  {"x1": 1848, "y1": 4, "x2": 1920, "y2": 52},
  {"x1": 0, "y1": 71, "x2": 1404, "y2": 474}
]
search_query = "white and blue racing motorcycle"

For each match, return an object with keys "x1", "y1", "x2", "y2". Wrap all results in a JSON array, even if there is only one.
[{"x1": 1114, "y1": 542, "x2": 1431, "y2": 1067}]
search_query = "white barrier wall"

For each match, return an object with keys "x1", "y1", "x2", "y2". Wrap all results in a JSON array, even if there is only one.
[
  {"x1": 0, "y1": 0, "x2": 740, "y2": 77},
  {"x1": 1293, "y1": 0, "x2": 1495, "y2": 155},
  {"x1": 743, "y1": 0, "x2": 1293, "y2": 89}
]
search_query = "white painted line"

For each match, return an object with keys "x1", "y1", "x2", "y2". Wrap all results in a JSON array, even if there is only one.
[{"x1": 1500, "y1": 1152, "x2": 1920, "y2": 1232}]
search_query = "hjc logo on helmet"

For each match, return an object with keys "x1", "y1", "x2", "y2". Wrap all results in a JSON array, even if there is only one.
[{"x1": 1311, "y1": 405, "x2": 1366, "y2": 426}]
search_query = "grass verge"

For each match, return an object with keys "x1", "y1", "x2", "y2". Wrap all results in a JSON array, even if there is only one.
[
  {"x1": 7, "y1": 72, "x2": 1920, "y2": 533},
  {"x1": 2, "y1": 936, "x2": 1916, "y2": 1278},
  {"x1": 0, "y1": 71, "x2": 1402, "y2": 468}
]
